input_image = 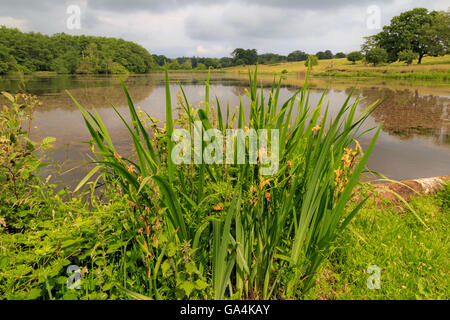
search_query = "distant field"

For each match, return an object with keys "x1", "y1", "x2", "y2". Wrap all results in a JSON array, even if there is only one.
[{"x1": 222, "y1": 55, "x2": 450, "y2": 81}]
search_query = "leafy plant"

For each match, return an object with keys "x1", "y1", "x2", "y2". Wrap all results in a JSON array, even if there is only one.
[
  {"x1": 70, "y1": 66, "x2": 381, "y2": 299},
  {"x1": 0, "y1": 92, "x2": 54, "y2": 228},
  {"x1": 398, "y1": 49, "x2": 418, "y2": 65},
  {"x1": 365, "y1": 48, "x2": 388, "y2": 66},
  {"x1": 304, "y1": 55, "x2": 319, "y2": 68}
]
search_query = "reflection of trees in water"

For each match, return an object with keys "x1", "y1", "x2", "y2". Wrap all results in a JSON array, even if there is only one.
[
  {"x1": 354, "y1": 87, "x2": 449, "y2": 145},
  {"x1": 32, "y1": 82, "x2": 155, "y2": 111},
  {"x1": 232, "y1": 86, "x2": 247, "y2": 97}
]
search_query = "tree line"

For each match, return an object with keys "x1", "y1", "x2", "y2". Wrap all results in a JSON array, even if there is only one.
[
  {"x1": 0, "y1": 26, "x2": 345, "y2": 74},
  {"x1": 0, "y1": 26, "x2": 157, "y2": 74},
  {"x1": 152, "y1": 49, "x2": 346, "y2": 70}
]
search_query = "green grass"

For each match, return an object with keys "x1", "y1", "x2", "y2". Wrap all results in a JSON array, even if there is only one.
[{"x1": 306, "y1": 185, "x2": 449, "y2": 300}]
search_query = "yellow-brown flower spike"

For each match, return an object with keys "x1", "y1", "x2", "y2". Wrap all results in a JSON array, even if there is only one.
[{"x1": 312, "y1": 124, "x2": 321, "y2": 134}]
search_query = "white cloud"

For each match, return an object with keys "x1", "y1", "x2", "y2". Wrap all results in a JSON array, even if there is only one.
[
  {"x1": 192, "y1": 45, "x2": 233, "y2": 56},
  {"x1": 0, "y1": 16, "x2": 28, "y2": 31}
]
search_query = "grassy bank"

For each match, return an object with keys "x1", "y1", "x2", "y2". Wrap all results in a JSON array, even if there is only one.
[
  {"x1": 223, "y1": 55, "x2": 450, "y2": 81},
  {"x1": 307, "y1": 185, "x2": 449, "y2": 300}
]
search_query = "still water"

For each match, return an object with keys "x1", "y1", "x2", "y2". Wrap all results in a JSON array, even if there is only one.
[{"x1": 1, "y1": 73, "x2": 449, "y2": 188}]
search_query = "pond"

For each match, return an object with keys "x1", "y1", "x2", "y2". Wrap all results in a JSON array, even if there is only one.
[{"x1": 1, "y1": 73, "x2": 449, "y2": 188}]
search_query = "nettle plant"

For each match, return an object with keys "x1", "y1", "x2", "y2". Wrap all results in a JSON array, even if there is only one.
[
  {"x1": 0, "y1": 92, "x2": 54, "y2": 227},
  {"x1": 71, "y1": 66, "x2": 382, "y2": 299}
]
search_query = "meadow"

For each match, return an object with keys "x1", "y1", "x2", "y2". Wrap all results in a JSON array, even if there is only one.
[{"x1": 223, "y1": 55, "x2": 450, "y2": 81}]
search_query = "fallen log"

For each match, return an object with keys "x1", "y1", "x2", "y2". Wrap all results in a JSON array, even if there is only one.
[{"x1": 372, "y1": 175, "x2": 450, "y2": 202}]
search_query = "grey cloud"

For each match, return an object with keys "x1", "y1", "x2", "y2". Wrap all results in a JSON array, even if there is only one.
[
  {"x1": 1, "y1": 0, "x2": 448, "y2": 58},
  {"x1": 86, "y1": 0, "x2": 393, "y2": 13}
]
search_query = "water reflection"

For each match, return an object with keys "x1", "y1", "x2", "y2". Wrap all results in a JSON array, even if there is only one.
[{"x1": 355, "y1": 87, "x2": 449, "y2": 145}]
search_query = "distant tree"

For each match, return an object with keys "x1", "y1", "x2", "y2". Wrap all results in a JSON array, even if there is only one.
[
  {"x1": 258, "y1": 53, "x2": 287, "y2": 64},
  {"x1": 219, "y1": 57, "x2": 233, "y2": 68},
  {"x1": 152, "y1": 54, "x2": 168, "y2": 66},
  {"x1": 0, "y1": 44, "x2": 16, "y2": 74},
  {"x1": 191, "y1": 57, "x2": 198, "y2": 68},
  {"x1": 287, "y1": 50, "x2": 308, "y2": 62},
  {"x1": 397, "y1": 49, "x2": 418, "y2": 65},
  {"x1": 426, "y1": 10, "x2": 450, "y2": 57},
  {"x1": 365, "y1": 48, "x2": 388, "y2": 66},
  {"x1": 316, "y1": 50, "x2": 333, "y2": 60},
  {"x1": 334, "y1": 52, "x2": 346, "y2": 58},
  {"x1": 167, "y1": 59, "x2": 180, "y2": 70},
  {"x1": 234, "y1": 58, "x2": 246, "y2": 66},
  {"x1": 232, "y1": 48, "x2": 258, "y2": 65},
  {"x1": 196, "y1": 63, "x2": 207, "y2": 70},
  {"x1": 347, "y1": 51, "x2": 363, "y2": 64},
  {"x1": 201, "y1": 58, "x2": 220, "y2": 69},
  {"x1": 181, "y1": 59, "x2": 192, "y2": 70},
  {"x1": 0, "y1": 26, "x2": 157, "y2": 74},
  {"x1": 304, "y1": 55, "x2": 319, "y2": 68},
  {"x1": 363, "y1": 8, "x2": 450, "y2": 64},
  {"x1": 323, "y1": 50, "x2": 333, "y2": 59}
]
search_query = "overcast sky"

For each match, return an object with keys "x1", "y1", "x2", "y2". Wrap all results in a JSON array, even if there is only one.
[{"x1": 0, "y1": 0, "x2": 448, "y2": 57}]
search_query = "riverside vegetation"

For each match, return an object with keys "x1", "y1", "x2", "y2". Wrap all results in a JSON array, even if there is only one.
[{"x1": 0, "y1": 68, "x2": 448, "y2": 300}]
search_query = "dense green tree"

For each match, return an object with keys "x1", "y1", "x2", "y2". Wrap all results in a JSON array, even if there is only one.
[
  {"x1": 316, "y1": 50, "x2": 333, "y2": 60},
  {"x1": 196, "y1": 63, "x2": 207, "y2": 70},
  {"x1": 152, "y1": 54, "x2": 168, "y2": 66},
  {"x1": 219, "y1": 57, "x2": 233, "y2": 68},
  {"x1": 0, "y1": 27, "x2": 157, "y2": 74},
  {"x1": 257, "y1": 53, "x2": 287, "y2": 64},
  {"x1": 181, "y1": 59, "x2": 193, "y2": 70},
  {"x1": 397, "y1": 49, "x2": 418, "y2": 65},
  {"x1": 347, "y1": 51, "x2": 363, "y2": 64},
  {"x1": 287, "y1": 50, "x2": 308, "y2": 62},
  {"x1": 0, "y1": 44, "x2": 16, "y2": 74},
  {"x1": 167, "y1": 59, "x2": 181, "y2": 70},
  {"x1": 334, "y1": 52, "x2": 346, "y2": 58},
  {"x1": 365, "y1": 48, "x2": 388, "y2": 66},
  {"x1": 426, "y1": 10, "x2": 450, "y2": 57},
  {"x1": 232, "y1": 48, "x2": 258, "y2": 65},
  {"x1": 363, "y1": 8, "x2": 450, "y2": 64}
]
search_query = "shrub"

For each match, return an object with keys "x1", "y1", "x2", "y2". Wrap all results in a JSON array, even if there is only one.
[
  {"x1": 365, "y1": 48, "x2": 388, "y2": 66},
  {"x1": 398, "y1": 49, "x2": 418, "y2": 65},
  {"x1": 0, "y1": 92, "x2": 55, "y2": 228},
  {"x1": 347, "y1": 51, "x2": 363, "y2": 64}
]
